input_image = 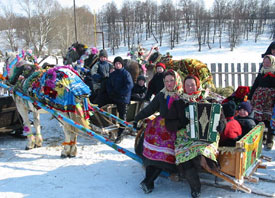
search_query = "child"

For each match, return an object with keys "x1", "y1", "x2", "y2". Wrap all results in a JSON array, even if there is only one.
[
  {"x1": 248, "y1": 55, "x2": 275, "y2": 150},
  {"x1": 235, "y1": 101, "x2": 256, "y2": 138},
  {"x1": 220, "y1": 101, "x2": 242, "y2": 147},
  {"x1": 131, "y1": 75, "x2": 147, "y2": 101},
  {"x1": 144, "y1": 62, "x2": 166, "y2": 101}
]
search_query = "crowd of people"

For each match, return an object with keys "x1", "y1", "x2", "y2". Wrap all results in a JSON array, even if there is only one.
[{"x1": 80, "y1": 41, "x2": 275, "y2": 198}]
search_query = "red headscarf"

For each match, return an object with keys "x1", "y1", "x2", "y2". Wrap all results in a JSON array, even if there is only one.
[{"x1": 183, "y1": 75, "x2": 200, "y2": 94}]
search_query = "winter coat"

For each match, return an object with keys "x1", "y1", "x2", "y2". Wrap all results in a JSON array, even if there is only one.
[
  {"x1": 235, "y1": 113, "x2": 256, "y2": 138},
  {"x1": 106, "y1": 68, "x2": 133, "y2": 104},
  {"x1": 91, "y1": 60, "x2": 113, "y2": 91},
  {"x1": 134, "y1": 92, "x2": 169, "y2": 122},
  {"x1": 248, "y1": 73, "x2": 275, "y2": 100},
  {"x1": 145, "y1": 72, "x2": 165, "y2": 101},
  {"x1": 220, "y1": 117, "x2": 242, "y2": 146},
  {"x1": 131, "y1": 84, "x2": 147, "y2": 101}
]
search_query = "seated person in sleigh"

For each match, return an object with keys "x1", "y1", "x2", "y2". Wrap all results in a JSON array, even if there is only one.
[{"x1": 134, "y1": 73, "x2": 226, "y2": 198}]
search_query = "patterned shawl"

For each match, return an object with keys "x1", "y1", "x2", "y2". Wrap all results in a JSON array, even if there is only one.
[
  {"x1": 260, "y1": 55, "x2": 275, "y2": 74},
  {"x1": 160, "y1": 70, "x2": 183, "y2": 99}
]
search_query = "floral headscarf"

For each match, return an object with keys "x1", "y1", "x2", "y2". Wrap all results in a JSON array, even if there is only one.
[
  {"x1": 160, "y1": 69, "x2": 183, "y2": 99},
  {"x1": 261, "y1": 55, "x2": 275, "y2": 75}
]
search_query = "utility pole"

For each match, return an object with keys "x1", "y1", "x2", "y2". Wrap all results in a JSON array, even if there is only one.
[
  {"x1": 94, "y1": 11, "x2": 97, "y2": 47},
  {"x1": 96, "y1": 32, "x2": 105, "y2": 49},
  {"x1": 73, "y1": 0, "x2": 78, "y2": 42}
]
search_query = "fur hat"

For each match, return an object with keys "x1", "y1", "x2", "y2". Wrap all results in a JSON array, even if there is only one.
[
  {"x1": 137, "y1": 75, "x2": 146, "y2": 82},
  {"x1": 222, "y1": 101, "x2": 236, "y2": 118},
  {"x1": 237, "y1": 101, "x2": 252, "y2": 114},
  {"x1": 156, "y1": 62, "x2": 166, "y2": 70},
  {"x1": 113, "y1": 56, "x2": 124, "y2": 66},
  {"x1": 99, "y1": 49, "x2": 108, "y2": 58}
]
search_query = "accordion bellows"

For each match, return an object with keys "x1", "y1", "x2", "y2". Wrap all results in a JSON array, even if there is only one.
[{"x1": 185, "y1": 103, "x2": 221, "y2": 142}]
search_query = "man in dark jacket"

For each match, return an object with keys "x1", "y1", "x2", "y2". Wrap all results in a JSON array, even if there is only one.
[
  {"x1": 97, "y1": 56, "x2": 134, "y2": 143},
  {"x1": 144, "y1": 62, "x2": 166, "y2": 101},
  {"x1": 89, "y1": 49, "x2": 113, "y2": 102}
]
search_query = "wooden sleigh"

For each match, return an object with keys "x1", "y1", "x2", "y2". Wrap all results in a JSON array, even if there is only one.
[
  {"x1": 135, "y1": 120, "x2": 274, "y2": 196},
  {"x1": 208, "y1": 122, "x2": 273, "y2": 195},
  {"x1": 89, "y1": 101, "x2": 145, "y2": 139}
]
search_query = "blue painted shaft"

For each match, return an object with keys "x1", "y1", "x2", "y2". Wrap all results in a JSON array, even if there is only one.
[{"x1": 0, "y1": 82, "x2": 143, "y2": 164}]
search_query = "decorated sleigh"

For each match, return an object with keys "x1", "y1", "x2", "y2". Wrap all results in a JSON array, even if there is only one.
[{"x1": 134, "y1": 118, "x2": 273, "y2": 196}]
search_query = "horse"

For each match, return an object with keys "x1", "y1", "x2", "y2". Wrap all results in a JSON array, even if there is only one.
[
  {"x1": 3, "y1": 51, "x2": 91, "y2": 158},
  {"x1": 64, "y1": 42, "x2": 141, "y2": 83}
]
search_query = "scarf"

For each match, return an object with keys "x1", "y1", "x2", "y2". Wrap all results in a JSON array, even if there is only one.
[
  {"x1": 160, "y1": 70, "x2": 183, "y2": 99},
  {"x1": 260, "y1": 55, "x2": 275, "y2": 75}
]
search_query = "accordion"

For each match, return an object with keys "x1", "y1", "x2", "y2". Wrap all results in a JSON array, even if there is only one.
[{"x1": 185, "y1": 103, "x2": 221, "y2": 142}]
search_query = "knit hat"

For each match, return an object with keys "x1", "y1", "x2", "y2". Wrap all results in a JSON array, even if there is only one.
[
  {"x1": 156, "y1": 62, "x2": 166, "y2": 70},
  {"x1": 99, "y1": 49, "x2": 108, "y2": 58},
  {"x1": 113, "y1": 56, "x2": 124, "y2": 66},
  {"x1": 137, "y1": 75, "x2": 146, "y2": 82},
  {"x1": 237, "y1": 101, "x2": 252, "y2": 114},
  {"x1": 222, "y1": 100, "x2": 236, "y2": 118}
]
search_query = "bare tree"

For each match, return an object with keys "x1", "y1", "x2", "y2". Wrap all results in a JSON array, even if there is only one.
[
  {"x1": 16, "y1": 0, "x2": 59, "y2": 56},
  {"x1": 213, "y1": 0, "x2": 230, "y2": 48},
  {"x1": 228, "y1": 0, "x2": 242, "y2": 51},
  {"x1": 0, "y1": 5, "x2": 18, "y2": 51},
  {"x1": 193, "y1": 0, "x2": 206, "y2": 51}
]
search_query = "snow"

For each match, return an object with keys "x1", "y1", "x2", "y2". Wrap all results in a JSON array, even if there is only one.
[{"x1": 1, "y1": 33, "x2": 275, "y2": 198}]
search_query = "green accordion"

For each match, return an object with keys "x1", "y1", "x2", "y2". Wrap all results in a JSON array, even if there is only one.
[{"x1": 185, "y1": 103, "x2": 221, "y2": 143}]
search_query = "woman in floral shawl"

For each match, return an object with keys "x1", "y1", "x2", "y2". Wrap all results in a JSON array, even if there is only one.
[
  {"x1": 133, "y1": 69, "x2": 183, "y2": 194},
  {"x1": 166, "y1": 75, "x2": 225, "y2": 198},
  {"x1": 248, "y1": 55, "x2": 275, "y2": 150}
]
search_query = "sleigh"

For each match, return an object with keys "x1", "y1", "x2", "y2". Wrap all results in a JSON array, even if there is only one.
[
  {"x1": 134, "y1": 119, "x2": 273, "y2": 196},
  {"x1": 0, "y1": 94, "x2": 23, "y2": 135},
  {"x1": 89, "y1": 101, "x2": 144, "y2": 139}
]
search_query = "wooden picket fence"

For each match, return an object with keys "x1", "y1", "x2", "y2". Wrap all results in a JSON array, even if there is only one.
[{"x1": 207, "y1": 63, "x2": 261, "y2": 89}]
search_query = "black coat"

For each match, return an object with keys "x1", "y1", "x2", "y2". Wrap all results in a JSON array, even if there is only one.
[
  {"x1": 134, "y1": 92, "x2": 169, "y2": 122},
  {"x1": 261, "y1": 41, "x2": 275, "y2": 58},
  {"x1": 145, "y1": 72, "x2": 165, "y2": 101},
  {"x1": 131, "y1": 84, "x2": 147, "y2": 101},
  {"x1": 165, "y1": 99, "x2": 227, "y2": 133},
  {"x1": 235, "y1": 113, "x2": 256, "y2": 138}
]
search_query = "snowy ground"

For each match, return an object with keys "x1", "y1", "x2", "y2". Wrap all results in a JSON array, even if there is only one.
[
  {"x1": 0, "y1": 113, "x2": 275, "y2": 198},
  {"x1": 0, "y1": 33, "x2": 275, "y2": 198}
]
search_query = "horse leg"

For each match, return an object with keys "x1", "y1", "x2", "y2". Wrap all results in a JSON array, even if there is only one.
[
  {"x1": 33, "y1": 111, "x2": 43, "y2": 148},
  {"x1": 14, "y1": 97, "x2": 35, "y2": 150},
  {"x1": 61, "y1": 124, "x2": 78, "y2": 158}
]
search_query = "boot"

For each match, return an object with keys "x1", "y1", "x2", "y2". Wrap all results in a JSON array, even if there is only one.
[
  {"x1": 114, "y1": 128, "x2": 124, "y2": 144},
  {"x1": 179, "y1": 161, "x2": 201, "y2": 198},
  {"x1": 264, "y1": 122, "x2": 274, "y2": 151},
  {"x1": 264, "y1": 131, "x2": 274, "y2": 151},
  {"x1": 140, "y1": 166, "x2": 161, "y2": 194}
]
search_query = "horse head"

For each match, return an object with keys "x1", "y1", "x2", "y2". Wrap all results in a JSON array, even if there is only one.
[
  {"x1": 63, "y1": 42, "x2": 99, "y2": 69},
  {"x1": 63, "y1": 42, "x2": 85, "y2": 65},
  {"x1": 4, "y1": 50, "x2": 38, "y2": 85}
]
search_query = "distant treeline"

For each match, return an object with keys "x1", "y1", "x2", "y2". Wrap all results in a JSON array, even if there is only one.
[{"x1": 0, "y1": 0, "x2": 274, "y2": 57}]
